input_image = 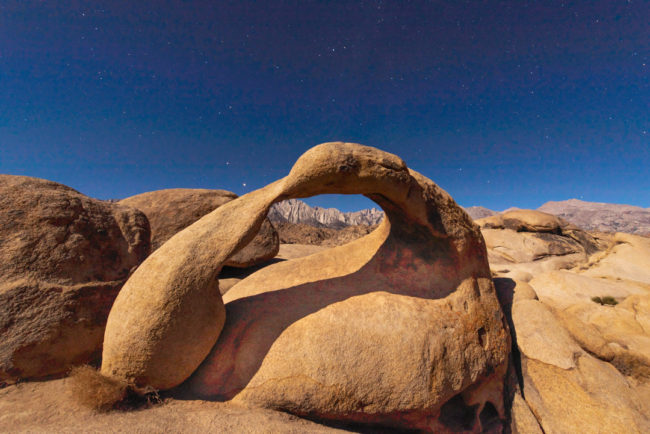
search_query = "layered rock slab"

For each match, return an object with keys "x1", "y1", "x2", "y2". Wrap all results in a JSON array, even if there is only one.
[
  {"x1": 579, "y1": 232, "x2": 650, "y2": 285},
  {"x1": 100, "y1": 142, "x2": 511, "y2": 431},
  {"x1": 455, "y1": 211, "x2": 650, "y2": 431},
  {"x1": 477, "y1": 209, "x2": 604, "y2": 280},
  {"x1": 0, "y1": 175, "x2": 150, "y2": 381},
  {"x1": 119, "y1": 188, "x2": 279, "y2": 267},
  {"x1": 514, "y1": 296, "x2": 650, "y2": 433}
]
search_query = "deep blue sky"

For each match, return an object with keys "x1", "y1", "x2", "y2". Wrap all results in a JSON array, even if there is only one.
[{"x1": 1, "y1": 1, "x2": 648, "y2": 211}]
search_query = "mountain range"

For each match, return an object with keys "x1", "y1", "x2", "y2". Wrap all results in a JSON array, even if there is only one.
[
  {"x1": 269, "y1": 198, "x2": 650, "y2": 235},
  {"x1": 268, "y1": 199, "x2": 384, "y2": 228},
  {"x1": 463, "y1": 206, "x2": 498, "y2": 220},
  {"x1": 537, "y1": 199, "x2": 650, "y2": 235}
]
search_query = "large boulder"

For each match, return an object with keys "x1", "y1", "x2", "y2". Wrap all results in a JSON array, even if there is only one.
[
  {"x1": 477, "y1": 209, "x2": 604, "y2": 280},
  {"x1": 100, "y1": 142, "x2": 510, "y2": 431},
  {"x1": 118, "y1": 188, "x2": 279, "y2": 268},
  {"x1": 479, "y1": 209, "x2": 565, "y2": 233},
  {"x1": 0, "y1": 175, "x2": 150, "y2": 381}
]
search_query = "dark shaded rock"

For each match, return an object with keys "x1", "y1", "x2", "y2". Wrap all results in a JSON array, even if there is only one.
[
  {"x1": 119, "y1": 188, "x2": 279, "y2": 268},
  {"x1": 273, "y1": 221, "x2": 377, "y2": 247},
  {"x1": 0, "y1": 175, "x2": 150, "y2": 381}
]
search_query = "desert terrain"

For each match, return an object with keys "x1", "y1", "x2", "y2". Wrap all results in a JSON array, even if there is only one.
[{"x1": 1, "y1": 143, "x2": 649, "y2": 433}]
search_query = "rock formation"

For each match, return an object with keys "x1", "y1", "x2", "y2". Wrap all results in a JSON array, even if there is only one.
[
  {"x1": 492, "y1": 227, "x2": 650, "y2": 432},
  {"x1": 3, "y1": 148, "x2": 647, "y2": 432},
  {"x1": 497, "y1": 276, "x2": 650, "y2": 432},
  {"x1": 118, "y1": 188, "x2": 279, "y2": 268},
  {"x1": 100, "y1": 142, "x2": 510, "y2": 431},
  {"x1": 476, "y1": 209, "x2": 605, "y2": 281},
  {"x1": 0, "y1": 175, "x2": 150, "y2": 381}
]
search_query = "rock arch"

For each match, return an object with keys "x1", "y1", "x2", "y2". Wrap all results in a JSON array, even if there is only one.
[{"x1": 101, "y1": 142, "x2": 510, "y2": 430}]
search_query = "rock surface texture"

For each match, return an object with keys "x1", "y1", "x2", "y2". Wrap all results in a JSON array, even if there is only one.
[
  {"x1": 0, "y1": 175, "x2": 150, "y2": 382},
  {"x1": 119, "y1": 188, "x2": 279, "y2": 267},
  {"x1": 101, "y1": 142, "x2": 510, "y2": 431}
]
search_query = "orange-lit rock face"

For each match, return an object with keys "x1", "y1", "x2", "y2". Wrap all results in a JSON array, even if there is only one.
[{"x1": 101, "y1": 142, "x2": 510, "y2": 431}]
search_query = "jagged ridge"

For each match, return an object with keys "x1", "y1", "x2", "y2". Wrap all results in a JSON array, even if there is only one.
[
  {"x1": 268, "y1": 199, "x2": 384, "y2": 229},
  {"x1": 538, "y1": 199, "x2": 650, "y2": 235},
  {"x1": 269, "y1": 198, "x2": 650, "y2": 235},
  {"x1": 269, "y1": 199, "x2": 500, "y2": 228}
]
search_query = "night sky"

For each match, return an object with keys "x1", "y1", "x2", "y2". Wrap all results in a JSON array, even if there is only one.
[{"x1": 1, "y1": 1, "x2": 648, "y2": 212}]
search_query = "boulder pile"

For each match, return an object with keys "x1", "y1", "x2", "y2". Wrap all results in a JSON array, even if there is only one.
[
  {"x1": 477, "y1": 209, "x2": 605, "y2": 281},
  {"x1": 488, "y1": 215, "x2": 650, "y2": 432}
]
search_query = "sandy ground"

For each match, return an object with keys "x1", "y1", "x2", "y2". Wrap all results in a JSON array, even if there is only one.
[{"x1": 0, "y1": 377, "x2": 346, "y2": 433}]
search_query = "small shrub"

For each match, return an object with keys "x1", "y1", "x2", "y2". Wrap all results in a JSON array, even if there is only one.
[
  {"x1": 591, "y1": 296, "x2": 618, "y2": 306},
  {"x1": 611, "y1": 352, "x2": 650, "y2": 380}
]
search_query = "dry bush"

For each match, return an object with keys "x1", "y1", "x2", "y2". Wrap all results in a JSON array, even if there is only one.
[
  {"x1": 611, "y1": 353, "x2": 650, "y2": 380},
  {"x1": 591, "y1": 296, "x2": 618, "y2": 306},
  {"x1": 68, "y1": 366, "x2": 161, "y2": 411}
]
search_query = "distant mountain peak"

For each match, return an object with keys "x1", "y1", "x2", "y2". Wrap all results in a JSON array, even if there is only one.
[
  {"x1": 269, "y1": 198, "x2": 649, "y2": 235},
  {"x1": 464, "y1": 206, "x2": 498, "y2": 220},
  {"x1": 538, "y1": 199, "x2": 650, "y2": 234},
  {"x1": 269, "y1": 200, "x2": 504, "y2": 228}
]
